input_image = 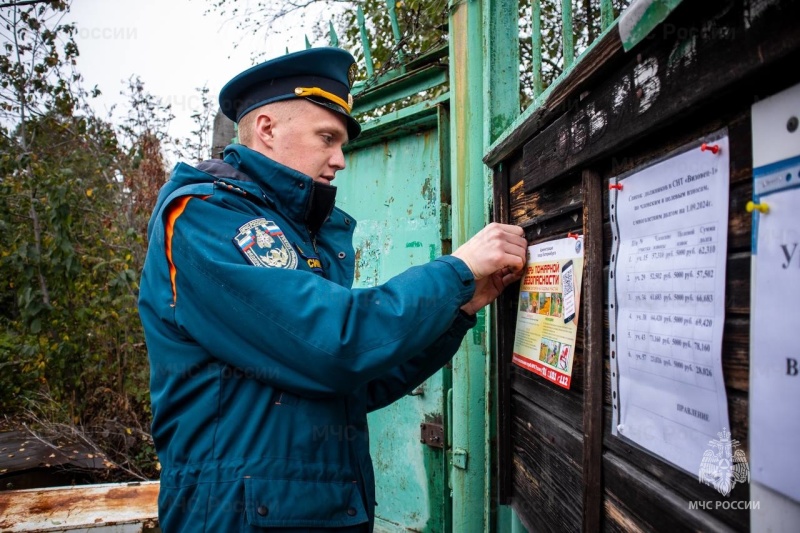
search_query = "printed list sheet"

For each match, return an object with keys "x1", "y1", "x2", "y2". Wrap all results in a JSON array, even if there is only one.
[{"x1": 610, "y1": 134, "x2": 731, "y2": 475}]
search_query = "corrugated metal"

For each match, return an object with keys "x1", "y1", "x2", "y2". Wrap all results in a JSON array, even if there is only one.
[{"x1": 0, "y1": 481, "x2": 159, "y2": 532}]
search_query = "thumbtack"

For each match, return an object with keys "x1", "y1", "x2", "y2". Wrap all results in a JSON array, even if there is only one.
[
  {"x1": 567, "y1": 232, "x2": 580, "y2": 239},
  {"x1": 609, "y1": 183, "x2": 623, "y2": 190},
  {"x1": 746, "y1": 201, "x2": 769, "y2": 214},
  {"x1": 700, "y1": 143, "x2": 720, "y2": 154}
]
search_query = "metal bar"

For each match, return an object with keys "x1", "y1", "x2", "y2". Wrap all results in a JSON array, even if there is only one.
[
  {"x1": 532, "y1": 0, "x2": 543, "y2": 97},
  {"x1": 385, "y1": 0, "x2": 406, "y2": 70},
  {"x1": 351, "y1": 63, "x2": 448, "y2": 115},
  {"x1": 357, "y1": 6, "x2": 374, "y2": 77},
  {"x1": 483, "y1": 0, "x2": 520, "y2": 146},
  {"x1": 329, "y1": 21, "x2": 339, "y2": 47},
  {"x1": 580, "y1": 168, "x2": 604, "y2": 533},
  {"x1": 600, "y1": 0, "x2": 614, "y2": 30},
  {"x1": 438, "y1": 97, "x2": 452, "y2": 525},
  {"x1": 345, "y1": 92, "x2": 447, "y2": 151},
  {"x1": 618, "y1": 0, "x2": 685, "y2": 52},
  {"x1": 484, "y1": 0, "x2": 520, "y2": 512},
  {"x1": 449, "y1": 0, "x2": 488, "y2": 528},
  {"x1": 0, "y1": 481, "x2": 159, "y2": 531},
  {"x1": 562, "y1": 0, "x2": 574, "y2": 69}
]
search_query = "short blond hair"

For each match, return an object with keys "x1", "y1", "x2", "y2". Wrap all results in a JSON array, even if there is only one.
[{"x1": 236, "y1": 100, "x2": 298, "y2": 147}]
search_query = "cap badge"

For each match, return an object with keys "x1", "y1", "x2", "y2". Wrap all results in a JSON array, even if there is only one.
[{"x1": 348, "y1": 62, "x2": 357, "y2": 88}]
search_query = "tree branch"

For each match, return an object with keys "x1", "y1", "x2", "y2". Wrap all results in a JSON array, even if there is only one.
[{"x1": 0, "y1": 0, "x2": 53, "y2": 8}]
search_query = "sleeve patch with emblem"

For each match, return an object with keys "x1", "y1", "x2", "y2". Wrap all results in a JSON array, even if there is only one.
[{"x1": 233, "y1": 218, "x2": 298, "y2": 269}]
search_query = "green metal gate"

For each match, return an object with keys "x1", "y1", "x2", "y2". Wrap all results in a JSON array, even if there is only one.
[
  {"x1": 335, "y1": 50, "x2": 453, "y2": 532},
  {"x1": 329, "y1": 0, "x2": 521, "y2": 530}
]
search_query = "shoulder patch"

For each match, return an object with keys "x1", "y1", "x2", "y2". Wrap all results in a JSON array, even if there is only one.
[{"x1": 233, "y1": 218, "x2": 298, "y2": 269}]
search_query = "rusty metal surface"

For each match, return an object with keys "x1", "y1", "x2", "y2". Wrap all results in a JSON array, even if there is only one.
[
  {"x1": 0, "y1": 481, "x2": 159, "y2": 532},
  {"x1": 420, "y1": 422, "x2": 445, "y2": 449}
]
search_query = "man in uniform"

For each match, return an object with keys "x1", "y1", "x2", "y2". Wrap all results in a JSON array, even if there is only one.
[{"x1": 139, "y1": 47, "x2": 527, "y2": 532}]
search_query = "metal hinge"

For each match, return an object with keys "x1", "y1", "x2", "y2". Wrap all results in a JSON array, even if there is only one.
[{"x1": 420, "y1": 422, "x2": 444, "y2": 449}]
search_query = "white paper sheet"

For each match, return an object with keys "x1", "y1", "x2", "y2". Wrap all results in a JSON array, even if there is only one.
[
  {"x1": 750, "y1": 82, "x2": 800, "y2": 503},
  {"x1": 610, "y1": 133, "x2": 731, "y2": 476}
]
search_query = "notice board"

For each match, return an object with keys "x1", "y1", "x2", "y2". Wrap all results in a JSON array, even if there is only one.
[{"x1": 488, "y1": 1, "x2": 800, "y2": 531}]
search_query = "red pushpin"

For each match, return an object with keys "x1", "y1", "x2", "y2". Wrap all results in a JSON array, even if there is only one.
[
  {"x1": 701, "y1": 143, "x2": 720, "y2": 154},
  {"x1": 567, "y1": 232, "x2": 580, "y2": 239},
  {"x1": 609, "y1": 183, "x2": 623, "y2": 190}
]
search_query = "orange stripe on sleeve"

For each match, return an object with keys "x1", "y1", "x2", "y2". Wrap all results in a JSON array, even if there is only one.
[{"x1": 165, "y1": 196, "x2": 209, "y2": 304}]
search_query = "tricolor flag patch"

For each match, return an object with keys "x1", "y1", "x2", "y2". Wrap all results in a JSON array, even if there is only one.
[{"x1": 233, "y1": 218, "x2": 298, "y2": 269}]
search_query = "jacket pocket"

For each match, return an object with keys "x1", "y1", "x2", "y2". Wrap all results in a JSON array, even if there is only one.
[{"x1": 244, "y1": 477, "x2": 367, "y2": 528}]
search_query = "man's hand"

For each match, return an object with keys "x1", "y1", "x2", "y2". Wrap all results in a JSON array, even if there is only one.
[{"x1": 452, "y1": 223, "x2": 527, "y2": 315}]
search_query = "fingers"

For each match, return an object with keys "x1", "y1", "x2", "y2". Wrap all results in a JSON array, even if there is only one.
[
  {"x1": 490, "y1": 221, "x2": 524, "y2": 237},
  {"x1": 493, "y1": 229, "x2": 527, "y2": 273},
  {"x1": 499, "y1": 266, "x2": 524, "y2": 289},
  {"x1": 452, "y1": 223, "x2": 528, "y2": 280},
  {"x1": 500, "y1": 239, "x2": 527, "y2": 271},
  {"x1": 461, "y1": 262, "x2": 526, "y2": 315}
]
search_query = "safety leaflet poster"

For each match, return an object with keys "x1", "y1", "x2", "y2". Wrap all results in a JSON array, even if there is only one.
[{"x1": 512, "y1": 236, "x2": 585, "y2": 389}]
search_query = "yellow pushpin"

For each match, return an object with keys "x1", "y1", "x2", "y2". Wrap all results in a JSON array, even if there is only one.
[{"x1": 746, "y1": 201, "x2": 769, "y2": 214}]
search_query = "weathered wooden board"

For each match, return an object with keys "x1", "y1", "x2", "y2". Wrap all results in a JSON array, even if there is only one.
[
  {"x1": 493, "y1": 161, "x2": 516, "y2": 503},
  {"x1": 603, "y1": 452, "x2": 740, "y2": 532},
  {"x1": 522, "y1": 0, "x2": 800, "y2": 191},
  {"x1": 602, "y1": 490, "x2": 649, "y2": 533},
  {"x1": 510, "y1": 394, "x2": 583, "y2": 533},
  {"x1": 580, "y1": 170, "x2": 604, "y2": 533},
  {"x1": 484, "y1": 20, "x2": 626, "y2": 168},
  {"x1": 510, "y1": 366, "x2": 584, "y2": 428}
]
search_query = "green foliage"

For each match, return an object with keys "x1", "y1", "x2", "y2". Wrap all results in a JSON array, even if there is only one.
[
  {"x1": 0, "y1": 330, "x2": 45, "y2": 408},
  {"x1": 0, "y1": 0, "x2": 166, "y2": 480},
  {"x1": 203, "y1": 0, "x2": 448, "y2": 83},
  {"x1": 330, "y1": 0, "x2": 449, "y2": 79},
  {"x1": 0, "y1": 111, "x2": 142, "y2": 409}
]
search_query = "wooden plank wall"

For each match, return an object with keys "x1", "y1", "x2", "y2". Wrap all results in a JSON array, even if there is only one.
[{"x1": 491, "y1": 1, "x2": 800, "y2": 531}]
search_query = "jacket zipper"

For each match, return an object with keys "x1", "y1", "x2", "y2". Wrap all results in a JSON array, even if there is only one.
[{"x1": 309, "y1": 230, "x2": 319, "y2": 254}]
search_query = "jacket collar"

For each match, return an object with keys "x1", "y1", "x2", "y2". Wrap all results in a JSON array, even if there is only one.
[{"x1": 222, "y1": 144, "x2": 314, "y2": 223}]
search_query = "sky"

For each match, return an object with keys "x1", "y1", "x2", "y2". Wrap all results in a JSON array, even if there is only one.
[{"x1": 66, "y1": 0, "x2": 325, "y2": 156}]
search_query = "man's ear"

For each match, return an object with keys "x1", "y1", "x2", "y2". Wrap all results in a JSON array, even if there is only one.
[{"x1": 254, "y1": 112, "x2": 275, "y2": 149}]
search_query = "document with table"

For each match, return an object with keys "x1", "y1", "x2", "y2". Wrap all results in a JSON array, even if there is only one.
[{"x1": 609, "y1": 131, "x2": 731, "y2": 476}]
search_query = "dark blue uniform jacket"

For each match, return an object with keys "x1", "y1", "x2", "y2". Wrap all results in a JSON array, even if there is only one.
[{"x1": 138, "y1": 144, "x2": 476, "y2": 532}]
